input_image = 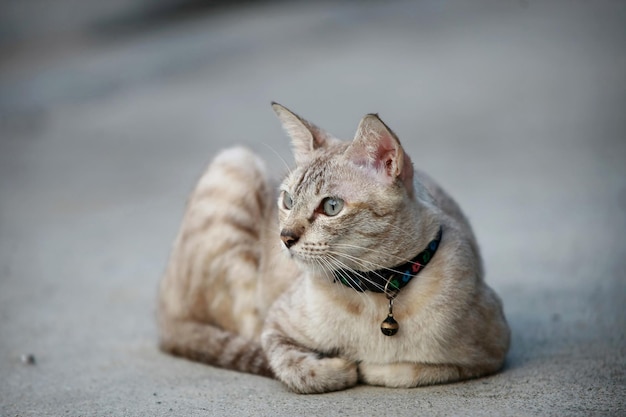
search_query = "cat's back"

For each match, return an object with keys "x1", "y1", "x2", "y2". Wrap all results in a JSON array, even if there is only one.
[
  {"x1": 414, "y1": 169, "x2": 469, "y2": 228},
  {"x1": 415, "y1": 169, "x2": 509, "y2": 365}
]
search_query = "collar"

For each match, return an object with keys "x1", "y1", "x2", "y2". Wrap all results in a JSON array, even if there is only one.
[{"x1": 333, "y1": 226, "x2": 443, "y2": 293}]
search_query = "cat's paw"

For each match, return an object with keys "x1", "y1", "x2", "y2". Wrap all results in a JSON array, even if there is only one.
[{"x1": 276, "y1": 355, "x2": 358, "y2": 394}]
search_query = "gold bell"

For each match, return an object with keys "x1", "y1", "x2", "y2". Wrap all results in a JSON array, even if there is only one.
[{"x1": 381, "y1": 314, "x2": 399, "y2": 336}]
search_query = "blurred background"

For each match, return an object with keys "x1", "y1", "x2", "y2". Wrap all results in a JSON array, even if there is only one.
[{"x1": 1, "y1": 0, "x2": 624, "y2": 415}]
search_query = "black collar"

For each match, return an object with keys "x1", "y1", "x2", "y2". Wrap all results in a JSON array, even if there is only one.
[{"x1": 333, "y1": 226, "x2": 443, "y2": 293}]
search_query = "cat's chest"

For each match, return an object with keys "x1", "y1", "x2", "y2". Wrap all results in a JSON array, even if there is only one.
[{"x1": 299, "y1": 280, "x2": 443, "y2": 363}]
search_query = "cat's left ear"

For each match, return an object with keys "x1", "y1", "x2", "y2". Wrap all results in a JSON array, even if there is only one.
[
  {"x1": 272, "y1": 102, "x2": 334, "y2": 166},
  {"x1": 345, "y1": 114, "x2": 414, "y2": 187}
]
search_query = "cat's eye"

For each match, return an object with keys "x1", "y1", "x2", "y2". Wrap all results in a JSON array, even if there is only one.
[
  {"x1": 321, "y1": 197, "x2": 344, "y2": 216},
  {"x1": 282, "y1": 192, "x2": 294, "y2": 210}
]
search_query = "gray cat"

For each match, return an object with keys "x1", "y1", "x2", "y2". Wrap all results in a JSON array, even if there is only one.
[{"x1": 158, "y1": 103, "x2": 510, "y2": 393}]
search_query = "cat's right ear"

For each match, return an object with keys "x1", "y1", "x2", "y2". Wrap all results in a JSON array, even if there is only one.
[
  {"x1": 345, "y1": 114, "x2": 414, "y2": 191},
  {"x1": 271, "y1": 102, "x2": 332, "y2": 166}
]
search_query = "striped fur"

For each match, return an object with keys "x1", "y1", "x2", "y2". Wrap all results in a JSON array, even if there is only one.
[
  {"x1": 158, "y1": 104, "x2": 510, "y2": 394},
  {"x1": 158, "y1": 147, "x2": 294, "y2": 376}
]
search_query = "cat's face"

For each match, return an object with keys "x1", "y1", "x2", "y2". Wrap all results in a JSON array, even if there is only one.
[
  {"x1": 278, "y1": 150, "x2": 406, "y2": 273},
  {"x1": 273, "y1": 103, "x2": 415, "y2": 274}
]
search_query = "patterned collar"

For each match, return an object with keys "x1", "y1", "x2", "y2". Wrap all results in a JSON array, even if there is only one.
[{"x1": 332, "y1": 226, "x2": 443, "y2": 293}]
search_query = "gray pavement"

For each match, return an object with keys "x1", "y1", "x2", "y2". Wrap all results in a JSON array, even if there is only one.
[{"x1": 1, "y1": 1, "x2": 625, "y2": 416}]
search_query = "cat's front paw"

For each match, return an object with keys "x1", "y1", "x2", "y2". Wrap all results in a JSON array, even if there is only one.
[{"x1": 274, "y1": 354, "x2": 358, "y2": 394}]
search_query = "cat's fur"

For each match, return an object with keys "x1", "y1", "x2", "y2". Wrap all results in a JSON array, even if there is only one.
[{"x1": 158, "y1": 103, "x2": 510, "y2": 393}]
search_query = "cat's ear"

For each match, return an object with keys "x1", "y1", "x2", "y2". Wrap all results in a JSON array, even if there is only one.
[
  {"x1": 345, "y1": 114, "x2": 414, "y2": 186},
  {"x1": 272, "y1": 102, "x2": 333, "y2": 166}
]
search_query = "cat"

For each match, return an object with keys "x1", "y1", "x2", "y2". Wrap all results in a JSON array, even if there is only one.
[{"x1": 157, "y1": 103, "x2": 510, "y2": 393}]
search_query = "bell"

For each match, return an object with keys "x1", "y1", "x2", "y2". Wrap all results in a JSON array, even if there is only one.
[{"x1": 381, "y1": 315, "x2": 399, "y2": 336}]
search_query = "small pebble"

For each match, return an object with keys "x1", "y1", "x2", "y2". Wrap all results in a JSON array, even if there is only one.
[{"x1": 21, "y1": 354, "x2": 36, "y2": 365}]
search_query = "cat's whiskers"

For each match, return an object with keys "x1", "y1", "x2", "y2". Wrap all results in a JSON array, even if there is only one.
[
  {"x1": 332, "y1": 243, "x2": 412, "y2": 265},
  {"x1": 319, "y1": 258, "x2": 365, "y2": 295},
  {"x1": 327, "y1": 252, "x2": 443, "y2": 315},
  {"x1": 313, "y1": 256, "x2": 354, "y2": 290},
  {"x1": 327, "y1": 247, "x2": 416, "y2": 279},
  {"x1": 329, "y1": 243, "x2": 444, "y2": 292},
  {"x1": 261, "y1": 142, "x2": 293, "y2": 176},
  {"x1": 314, "y1": 252, "x2": 353, "y2": 281},
  {"x1": 312, "y1": 258, "x2": 336, "y2": 285},
  {"x1": 326, "y1": 248, "x2": 448, "y2": 297},
  {"x1": 323, "y1": 253, "x2": 387, "y2": 294},
  {"x1": 326, "y1": 248, "x2": 392, "y2": 271}
]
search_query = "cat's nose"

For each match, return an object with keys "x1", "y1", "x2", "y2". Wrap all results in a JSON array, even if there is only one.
[{"x1": 280, "y1": 229, "x2": 300, "y2": 248}]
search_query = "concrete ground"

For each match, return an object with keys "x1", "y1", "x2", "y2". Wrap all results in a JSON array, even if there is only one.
[{"x1": 1, "y1": 1, "x2": 625, "y2": 415}]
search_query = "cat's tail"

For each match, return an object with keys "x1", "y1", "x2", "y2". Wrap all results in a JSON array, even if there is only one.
[
  {"x1": 157, "y1": 146, "x2": 276, "y2": 378},
  {"x1": 158, "y1": 316, "x2": 274, "y2": 377}
]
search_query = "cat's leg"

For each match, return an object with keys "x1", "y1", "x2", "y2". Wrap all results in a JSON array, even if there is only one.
[
  {"x1": 358, "y1": 362, "x2": 496, "y2": 388},
  {"x1": 262, "y1": 327, "x2": 358, "y2": 394},
  {"x1": 261, "y1": 294, "x2": 358, "y2": 394}
]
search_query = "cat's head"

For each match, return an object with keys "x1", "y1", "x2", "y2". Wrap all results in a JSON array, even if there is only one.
[{"x1": 273, "y1": 103, "x2": 420, "y2": 275}]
